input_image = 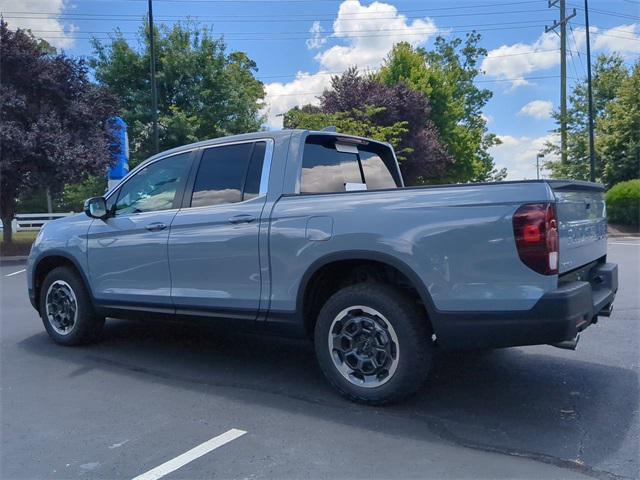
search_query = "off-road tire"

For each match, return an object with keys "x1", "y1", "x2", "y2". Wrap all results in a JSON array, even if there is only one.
[
  {"x1": 314, "y1": 283, "x2": 433, "y2": 405},
  {"x1": 39, "y1": 266, "x2": 105, "y2": 346}
]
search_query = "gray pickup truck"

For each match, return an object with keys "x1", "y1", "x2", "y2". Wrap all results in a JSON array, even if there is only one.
[{"x1": 27, "y1": 130, "x2": 618, "y2": 404}]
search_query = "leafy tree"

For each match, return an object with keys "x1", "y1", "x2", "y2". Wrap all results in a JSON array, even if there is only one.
[
  {"x1": 58, "y1": 176, "x2": 109, "y2": 212},
  {"x1": 544, "y1": 54, "x2": 630, "y2": 183},
  {"x1": 284, "y1": 105, "x2": 410, "y2": 156},
  {"x1": 285, "y1": 68, "x2": 452, "y2": 184},
  {"x1": 0, "y1": 22, "x2": 118, "y2": 245},
  {"x1": 377, "y1": 36, "x2": 503, "y2": 182},
  {"x1": 91, "y1": 22, "x2": 265, "y2": 166},
  {"x1": 599, "y1": 62, "x2": 639, "y2": 187},
  {"x1": 605, "y1": 179, "x2": 640, "y2": 227}
]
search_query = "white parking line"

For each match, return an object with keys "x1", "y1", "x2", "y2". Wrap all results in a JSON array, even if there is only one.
[
  {"x1": 5, "y1": 269, "x2": 26, "y2": 277},
  {"x1": 131, "y1": 428, "x2": 247, "y2": 480},
  {"x1": 609, "y1": 242, "x2": 640, "y2": 246}
]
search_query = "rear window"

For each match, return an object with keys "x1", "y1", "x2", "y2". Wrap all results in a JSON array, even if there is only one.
[
  {"x1": 300, "y1": 135, "x2": 400, "y2": 194},
  {"x1": 360, "y1": 150, "x2": 397, "y2": 190}
]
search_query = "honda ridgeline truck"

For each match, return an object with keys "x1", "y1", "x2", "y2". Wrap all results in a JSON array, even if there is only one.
[{"x1": 27, "y1": 130, "x2": 618, "y2": 404}]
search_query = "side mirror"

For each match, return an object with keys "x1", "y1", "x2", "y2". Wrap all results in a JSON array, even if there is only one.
[{"x1": 84, "y1": 197, "x2": 109, "y2": 219}]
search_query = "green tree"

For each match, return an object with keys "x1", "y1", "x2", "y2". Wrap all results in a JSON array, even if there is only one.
[
  {"x1": 284, "y1": 105, "x2": 409, "y2": 156},
  {"x1": 0, "y1": 22, "x2": 118, "y2": 244},
  {"x1": 544, "y1": 54, "x2": 631, "y2": 183},
  {"x1": 377, "y1": 36, "x2": 503, "y2": 182},
  {"x1": 91, "y1": 21, "x2": 265, "y2": 166},
  {"x1": 599, "y1": 62, "x2": 640, "y2": 187},
  {"x1": 284, "y1": 69, "x2": 452, "y2": 184}
]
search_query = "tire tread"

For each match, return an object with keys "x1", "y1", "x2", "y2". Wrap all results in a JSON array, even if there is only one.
[{"x1": 314, "y1": 282, "x2": 433, "y2": 405}]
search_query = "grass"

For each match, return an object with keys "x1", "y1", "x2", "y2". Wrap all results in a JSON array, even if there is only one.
[{"x1": 0, "y1": 231, "x2": 38, "y2": 257}]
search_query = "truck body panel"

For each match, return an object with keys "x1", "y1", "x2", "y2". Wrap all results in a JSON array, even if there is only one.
[{"x1": 27, "y1": 129, "x2": 618, "y2": 353}]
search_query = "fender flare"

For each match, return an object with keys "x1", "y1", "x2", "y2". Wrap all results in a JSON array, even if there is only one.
[
  {"x1": 295, "y1": 249, "x2": 439, "y2": 328},
  {"x1": 32, "y1": 249, "x2": 95, "y2": 305}
]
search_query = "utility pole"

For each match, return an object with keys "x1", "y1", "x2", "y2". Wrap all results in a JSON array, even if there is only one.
[
  {"x1": 584, "y1": 0, "x2": 596, "y2": 182},
  {"x1": 536, "y1": 153, "x2": 545, "y2": 179},
  {"x1": 148, "y1": 0, "x2": 159, "y2": 154},
  {"x1": 546, "y1": 0, "x2": 576, "y2": 165}
]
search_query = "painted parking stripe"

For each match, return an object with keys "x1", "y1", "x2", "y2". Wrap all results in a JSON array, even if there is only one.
[
  {"x1": 609, "y1": 242, "x2": 640, "y2": 246},
  {"x1": 5, "y1": 269, "x2": 26, "y2": 277},
  {"x1": 131, "y1": 429, "x2": 247, "y2": 480}
]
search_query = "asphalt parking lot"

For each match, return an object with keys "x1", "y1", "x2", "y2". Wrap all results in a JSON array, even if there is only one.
[{"x1": 1, "y1": 239, "x2": 638, "y2": 480}]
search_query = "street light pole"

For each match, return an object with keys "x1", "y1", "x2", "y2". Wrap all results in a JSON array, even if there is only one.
[
  {"x1": 584, "y1": 0, "x2": 596, "y2": 182},
  {"x1": 148, "y1": 0, "x2": 159, "y2": 154},
  {"x1": 536, "y1": 153, "x2": 545, "y2": 180}
]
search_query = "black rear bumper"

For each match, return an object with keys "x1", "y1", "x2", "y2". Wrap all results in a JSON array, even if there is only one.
[{"x1": 434, "y1": 262, "x2": 618, "y2": 350}]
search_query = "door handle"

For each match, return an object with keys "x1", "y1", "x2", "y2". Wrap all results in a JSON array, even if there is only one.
[
  {"x1": 145, "y1": 222, "x2": 167, "y2": 231},
  {"x1": 228, "y1": 214, "x2": 256, "y2": 224}
]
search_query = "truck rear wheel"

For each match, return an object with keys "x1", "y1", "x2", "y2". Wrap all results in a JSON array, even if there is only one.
[
  {"x1": 39, "y1": 266, "x2": 105, "y2": 346},
  {"x1": 314, "y1": 283, "x2": 433, "y2": 405}
]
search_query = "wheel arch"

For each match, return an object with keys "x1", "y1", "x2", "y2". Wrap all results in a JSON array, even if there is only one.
[
  {"x1": 297, "y1": 250, "x2": 438, "y2": 337},
  {"x1": 32, "y1": 251, "x2": 93, "y2": 313}
]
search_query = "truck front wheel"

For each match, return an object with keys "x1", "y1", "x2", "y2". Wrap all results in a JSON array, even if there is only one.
[
  {"x1": 39, "y1": 266, "x2": 105, "y2": 346},
  {"x1": 314, "y1": 283, "x2": 433, "y2": 405}
]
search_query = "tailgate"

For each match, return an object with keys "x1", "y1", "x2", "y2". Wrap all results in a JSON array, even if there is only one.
[{"x1": 549, "y1": 180, "x2": 607, "y2": 274}]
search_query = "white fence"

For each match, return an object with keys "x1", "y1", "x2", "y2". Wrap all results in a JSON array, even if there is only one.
[{"x1": 11, "y1": 213, "x2": 75, "y2": 232}]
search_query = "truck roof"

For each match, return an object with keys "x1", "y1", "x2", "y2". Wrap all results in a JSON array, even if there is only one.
[{"x1": 140, "y1": 129, "x2": 390, "y2": 167}]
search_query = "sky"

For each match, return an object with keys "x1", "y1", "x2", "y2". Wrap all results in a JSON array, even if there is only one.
[{"x1": 2, "y1": 0, "x2": 639, "y2": 180}]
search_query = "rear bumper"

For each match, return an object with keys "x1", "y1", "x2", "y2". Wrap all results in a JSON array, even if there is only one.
[{"x1": 434, "y1": 262, "x2": 618, "y2": 350}]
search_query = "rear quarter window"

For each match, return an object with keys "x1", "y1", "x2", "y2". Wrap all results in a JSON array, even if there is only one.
[{"x1": 300, "y1": 135, "x2": 400, "y2": 194}]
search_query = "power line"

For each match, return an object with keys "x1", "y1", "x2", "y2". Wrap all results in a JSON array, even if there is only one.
[
  {"x1": 265, "y1": 75, "x2": 575, "y2": 96},
  {"x1": 23, "y1": 20, "x2": 554, "y2": 36},
  {"x1": 0, "y1": 1, "x2": 546, "y2": 16},
  {"x1": 1, "y1": 8, "x2": 553, "y2": 23},
  {"x1": 258, "y1": 51, "x2": 575, "y2": 79},
  {"x1": 4, "y1": 1, "x2": 635, "y2": 21},
  {"x1": 569, "y1": 23, "x2": 587, "y2": 78},
  {"x1": 29, "y1": 24, "x2": 556, "y2": 41},
  {"x1": 569, "y1": 4, "x2": 640, "y2": 21}
]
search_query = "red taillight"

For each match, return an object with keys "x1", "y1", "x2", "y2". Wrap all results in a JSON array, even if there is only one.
[{"x1": 513, "y1": 203, "x2": 558, "y2": 275}]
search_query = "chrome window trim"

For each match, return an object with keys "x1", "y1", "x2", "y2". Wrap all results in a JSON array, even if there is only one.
[{"x1": 259, "y1": 139, "x2": 274, "y2": 195}]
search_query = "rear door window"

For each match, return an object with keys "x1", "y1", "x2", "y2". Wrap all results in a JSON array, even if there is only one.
[{"x1": 190, "y1": 142, "x2": 266, "y2": 207}]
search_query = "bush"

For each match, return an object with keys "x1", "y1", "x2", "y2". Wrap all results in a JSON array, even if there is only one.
[{"x1": 606, "y1": 180, "x2": 640, "y2": 227}]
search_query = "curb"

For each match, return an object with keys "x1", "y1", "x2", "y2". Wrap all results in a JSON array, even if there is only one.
[
  {"x1": 608, "y1": 233, "x2": 640, "y2": 238},
  {"x1": 0, "y1": 256, "x2": 28, "y2": 266}
]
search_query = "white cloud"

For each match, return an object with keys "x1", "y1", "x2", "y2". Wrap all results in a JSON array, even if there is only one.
[
  {"x1": 0, "y1": 0, "x2": 76, "y2": 49},
  {"x1": 263, "y1": 0, "x2": 438, "y2": 128},
  {"x1": 592, "y1": 23, "x2": 640, "y2": 57},
  {"x1": 480, "y1": 32, "x2": 559, "y2": 87},
  {"x1": 481, "y1": 113, "x2": 493, "y2": 124},
  {"x1": 481, "y1": 23, "x2": 640, "y2": 88},
  {"x1": 518, "y1": 100, "x2": 553, "y2": 120},
  {"x1": 263, "y1": 71, "x2": 332, "y2": 129},
  {"x1": 306, "y1": 21, "x2": 326, "y2": 50},
  {"x1": 314, "y1": 0, "x2": 437, "y2": 72},
  {"x1": 490, "y1": 134, "x2": 558, "y2": 180}
]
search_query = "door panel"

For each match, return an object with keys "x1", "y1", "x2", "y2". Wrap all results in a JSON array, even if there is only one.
[
  {"x1": 87, "y1": 151, "x2": 193, "y2": 307},
  {"x1": 168, "y1": 141, "x2": 268, "y2": 316},
  {"x1": 168, "y1": 199, "x2": 265, "y2": 313},
  {"x1": 87, "y1": 210, "x2": 178, "y2": 306}
]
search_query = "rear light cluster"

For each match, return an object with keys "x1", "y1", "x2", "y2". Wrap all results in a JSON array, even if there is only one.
[{"x1": 513, "y1": 203, "x2": 559, "y2": 275}]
